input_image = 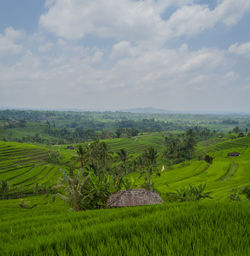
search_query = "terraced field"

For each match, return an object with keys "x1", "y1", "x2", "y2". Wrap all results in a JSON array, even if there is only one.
[
  {"x1": 146, "y1": 137, "x2": 250, "y2": 200},
  {"x1": 0, "y1": 142, "x2": 65, "y2": 196},
  {"x1": 103, "y1": 133, "x2": 165, "y2": 154},
  {"x1": 1, "y1": 136, "x2": 250, "y2": 255},
  {"x1": 1, "y1": 136, "x2": 250, "y2": 199}
]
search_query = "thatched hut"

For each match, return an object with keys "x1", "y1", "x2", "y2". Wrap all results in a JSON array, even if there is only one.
[
  {"x1": 66, "y1": 146, "x2": 75, "y2": 150},
  {"x1": 107, "y1": 189, "x2": 163, "y2": 208},
  {"x1": 228, "y1": 152, "x2": 240, "y2": 157}
]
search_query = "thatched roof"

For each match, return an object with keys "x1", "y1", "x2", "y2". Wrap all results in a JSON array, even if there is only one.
[
  {"x1": 107, "y1": 189, "x2": 163, "y2": 208},
  {"x1": 228, "y1": 152, "x2": 240, "y2": 157},
  {"x1": 66, "y1": 146, "x2": 75, "y2": 150}
]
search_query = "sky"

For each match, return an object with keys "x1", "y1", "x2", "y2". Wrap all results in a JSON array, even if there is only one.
[{"x1": 0, "y1": 0, "x2": 250, "y2": 113}]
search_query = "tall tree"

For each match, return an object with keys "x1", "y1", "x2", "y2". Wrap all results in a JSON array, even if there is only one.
[{"x1": 76, "y1": 145, "x2": 85, "y2": 168}]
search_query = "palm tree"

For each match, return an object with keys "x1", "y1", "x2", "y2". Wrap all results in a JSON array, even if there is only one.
[
  {"x1": 117, "y1": 149, "x2": 127, "y2": 165},
  {"x1": 0, "y1": 180, "x2": 9, "y2": 199},
  {"x1": 76, "y1": 145, "x2": 85, "y2": 168},
  {"x1": 143, "y1": 147, "x2": 158, "y2": 166},
  {"x1": 57, "y1": 171, "x2": 90, "y2": 211},
  {"x1": 140, "y1": 147, "x2": 158, "y2": 191}
]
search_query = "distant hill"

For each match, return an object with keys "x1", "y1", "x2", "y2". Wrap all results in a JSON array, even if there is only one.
[{"x1": 120, "y1": 107, "x2": 173, "y2": 114}]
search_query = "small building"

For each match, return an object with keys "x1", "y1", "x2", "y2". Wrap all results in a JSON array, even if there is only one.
[
  {"x1": 107, "y1": 189, "x2": 163, "y2": 208},
  {"x1": 66, "y1": 146, "x2": 75, "y2": 150},
  {"x1": 228, "y1": 152, "x2": 240, "y2": 157},
  {"x1": 238, "y1": 132, "x2": 244, "y2": 137}
]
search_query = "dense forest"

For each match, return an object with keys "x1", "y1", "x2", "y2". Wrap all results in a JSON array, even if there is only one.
[{"x1": 0, "y1": 110, "x2": 250, "y2": 144}]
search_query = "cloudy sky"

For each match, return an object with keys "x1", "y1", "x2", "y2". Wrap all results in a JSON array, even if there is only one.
[{"x1": 0, "y1": 0, "x2": 250, "y2": 112}]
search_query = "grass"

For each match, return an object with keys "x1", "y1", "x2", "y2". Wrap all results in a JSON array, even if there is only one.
[
  {"x1": 0, "y1": 141, "x2": 66, "y2": 195},
  {"x1": 0, "y1": 197, "x2": 250, "y2": 256},
  {"x1": 127, "y1": 136, "x2": 250, "y2": 201},
  {"x1": 100, "y1": 133, "x2": 165, "y2": 154},
  {"x1": 0, "y1": 133, "x2": 166, "y2": 195},
  {"x1": 1, "y1": 135, "x2": 250, "y2": 255}
]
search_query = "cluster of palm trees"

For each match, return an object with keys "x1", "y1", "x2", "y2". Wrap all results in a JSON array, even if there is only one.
[{"x1": 59, "y1": 141, "x2": 161, "y2": 211}]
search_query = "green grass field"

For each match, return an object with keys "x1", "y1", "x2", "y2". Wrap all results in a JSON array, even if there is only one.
[
  {"x1": 0, "y1": 141, "x2": 67, "y2": 195},
  {"x1": 0, "y1": 134, "x2": 166, "y2": 196},
  {"x1": 103, "y1": 133, "x2": 165, "y2": 154},
  {"x1": 1, "y1": 135, "x2": 250, "y2": 255},
  {"x1": 0, "y1": 197, "x2": 250, "y2": 255},
  {"x1": 1, "y1": 135, "x2": 250, "y2": 199}
]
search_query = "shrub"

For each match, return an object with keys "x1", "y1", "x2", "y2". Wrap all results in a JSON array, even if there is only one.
[
  {"x1": 18, "y1": 199, "x2": 37, "y2": 209},
  {"x1": 229, "y1": 188, "x2": 241, "y2": 201},
  {"x1": 204, "y1": 155, "x2": 213, "y2": 164},
  {"x1": 57, "y1": 169, "x2": 123, "y2": 211},
  {"x1": 173, "y1": 184, "x2": 212, "y2": 202},
  {"x1": 241, "y1": 186, "x2": 250, "y2": 201}
]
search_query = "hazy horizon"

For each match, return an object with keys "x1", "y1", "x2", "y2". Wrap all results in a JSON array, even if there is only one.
[{"x1": 1, "y1": 105, "x2": 250, "y2": 116}]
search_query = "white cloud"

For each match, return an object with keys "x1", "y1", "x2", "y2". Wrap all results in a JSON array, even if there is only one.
[
  {"x1": 1, "y1": 38, "x2": 249, "y2": 111},
  {"x1": 0, "y1": 27, "x2": 23, "y2": 56},
  {"x1": 110, "y1": 41, "x2": 134, "y2": 59},
  {"x1": 39, "y1": 0, "x2": 250, "y2": 43},
  {"x1": 165, "y1": 0, "x2": 250, "y2": 38},
  {"x1": 228, "y1": 42, "x2": 250, "y2": 57},
  {"x1": 179, "y1": 49, "x2": 224, "y2": 72},
  {"x1": 40, "y1": 0, "x2": 167, "y2": 43},
  {"x1": 166, "y1": 5, "x2": 214, "y2": 37},
  {"x1": 214, "y1": 0, "x2": 250, "y2": 26},
  {"x1": 1, "y1": 0, "x2": 250, "y2": 111}
]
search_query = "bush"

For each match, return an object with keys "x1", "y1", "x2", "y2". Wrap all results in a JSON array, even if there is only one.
[
  {"x1": 57, "y1": 169, "x2": 123, "y2": 211},
  {"x1": 229, "y1": 188, "x2": 241, "y2": 201},
  {"x1": 241, "y1": 186, "x2": 250, "y2": 201},
  {"x1": 204, "y1": 155, "x2": 213, "y2": 164},
  {"x1": 166, "y1": 184, "x2": 212, "y2": 202}
]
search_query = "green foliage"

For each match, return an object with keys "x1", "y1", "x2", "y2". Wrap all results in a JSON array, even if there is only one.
[
  {"x1": 117, "y1": 148, "x2": 127, "y2": 164},
  {"x1": 83, "y1": 141, "x2": 111, "y2": 174},
  {"x1": 48, "y1": 150, "x2": 62, "y2": 164},
  {"x1": 18, "y1": 199, "x2": 37, "y2": 209},
  {"x1": 76, "y1": 145, "x2": 84, "y2": 168},
  {"x1": 0, "y1": 180, "x2": 9, "y2": 193},
  {"x1": 1, "y1": 199, "x2": 250, "y2": 255},
  {"x1": 173, "y1": 184, "x2": 212, "y2": 202},
  {"x1": 241, "y1": 186, "x2": 250, "y2": 201},
  {"x1": 0, "y1": 180, "x2": 9, "y2": 199},
  {"x1": 140, "y1": 147, "x2": 160, "y2": 191},
  {"x1": 204, "y1": 154, "x2": 213, "y2": 164},
  {"x1": 229, "y1": 188, "x2": 242, "y2": 201},
  {"x1": 142, "y1": 147, "x2": 158, "y2": 165},
  {"x1": 57, "y1": 169, "x2": 122, "y2": 211},
  {"x1": 233, "y1": 126, "x2": 241, "y2": 133},
  {"x1": 164, "y1": 128, "x2": 214, "y2": 164},
  {"x1": 57, "y1": 171, "x2": 90, "y2": 211},
  {"x1": 122, "y1": 177, "x2": 137, "y2": 190},
  {"x1": 0, "y1": 141, "x2": 68, "y2": 197}
]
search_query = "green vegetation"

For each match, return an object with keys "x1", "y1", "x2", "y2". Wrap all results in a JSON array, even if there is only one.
[
  {"x1": 0, "y1": 198, "x2": 250, "y2": 255},
  {"x1": 1, "y1": 110, "x2": 250, "y2": 255},
  {"x1": 0, "y1": 141, "x2": 67, "y2": 198},
  {"x1": 1, "y1": 109, "x2": 250, "y2": 144}
]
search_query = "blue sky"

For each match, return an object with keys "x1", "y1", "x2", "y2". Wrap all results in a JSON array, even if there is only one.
[{"x1": 0, "y1": 0, "x2": 250, "y2": 112}]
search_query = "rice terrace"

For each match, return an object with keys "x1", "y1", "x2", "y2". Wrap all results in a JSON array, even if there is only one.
[
  {"x1": 1, "y1": 0, "x2": 250, "y2": 255},
  {"x1": 0, "y1": 110, "x2": 250, "y2": 255}
]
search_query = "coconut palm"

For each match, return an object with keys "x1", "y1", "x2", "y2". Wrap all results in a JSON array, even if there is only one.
[
  {"x1": 117, "y1": 149, "x2": 127, "y2": 165},
  {"x1": 76, "y1": 145, "x2": 85, "y2": 168}
]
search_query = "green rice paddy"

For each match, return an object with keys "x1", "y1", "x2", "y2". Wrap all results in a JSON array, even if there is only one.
[
  {"x1": 0, "y1": 141, "x2": 65, "y2": 195},
  {"x1": 1, "y1": 135, "x2": 250, "y2": 255}
]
